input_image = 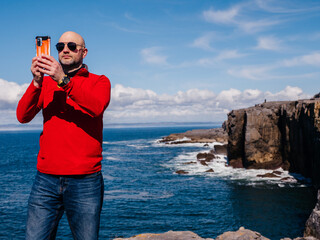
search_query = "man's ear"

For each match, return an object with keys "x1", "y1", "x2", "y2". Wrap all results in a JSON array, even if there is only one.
[{"x1": 82, "y1": 48, "x2": 88, "y2": 59}]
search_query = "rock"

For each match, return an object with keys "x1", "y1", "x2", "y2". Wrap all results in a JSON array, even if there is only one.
[
  {"x1": 281, "y1": 101, "x2": 320, "y2": 187},
  {"x1": 183, "y1": 161, "x2": 197, "y2": 165},
  {"x1": 295, "y1": 237, "x2": 318, "y2": 240},
  {"x1": 160, "y1": 128, "x2": 228, "y2": 145},
  {"x1": 243, "y1": 103, "x2": 283, "y2": 169},
  {"x1": 199, "y1": 160, "x2": 208, "y2": 166},
  {"x1": 197, "y1": 153, "x2": 208, "y2": 159},
  {"x1": 225, "y1": 109, "x2": 246, "y2": 168},
  {"x1": 304, "y1": 190, "x2": 320, "y2": 238},
  {"x1": 286, "y1": 237, "x2": 319, "y2": 240},
  {"x1": 215, "y1": 226, "x2": 270, "y2": 240},
  {"x1": 272, "y1": 170, "x2": 282, "y2": 175},
  {"x1": 281, "y1": 177, "x2": 295, "y2": 182},
  {"x1": 214, "y1": 144, "x2": 227, "y2": 155},
  {"x1": 257, "y1": 173, "x2": 279, "y2": 178},
  {"x1": 111, "y1": 228, "x2": 318, "y2": 240},
  {"x1": 197, "y1": 152, "x2": 215, "y2": 162},
  {"x1": 225, "y1": 99, "x2": 320, "y2": 187},
  {"x1": 313, "y1": 92, "x2": 320, "y2": 99},
  {"x1": 205, "y1": 168, "x2": 214, "y2": 172},
  {"x1": 112, "y1": 230, "x2": 213, "y2": 240},
  {"x1": 175, "y1": 170, "x2": 188, "y2": 175}
]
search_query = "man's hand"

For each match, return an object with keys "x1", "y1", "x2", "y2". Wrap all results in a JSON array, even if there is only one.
[
  {"x1": 36, "y1": 55, "x2": 65, "y2": 83},
  {"x1": 31, "y1": 57, "x2": 44, "y2": 88}
]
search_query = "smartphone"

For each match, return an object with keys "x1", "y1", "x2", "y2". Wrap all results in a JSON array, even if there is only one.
[{"x1": 36, "y1": 36, "x2": 51, "y2": 56}]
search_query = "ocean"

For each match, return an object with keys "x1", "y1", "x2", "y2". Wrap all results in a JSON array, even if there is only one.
[{"x1": 0, "y1": 124, "x2": 316, "y2": 240}]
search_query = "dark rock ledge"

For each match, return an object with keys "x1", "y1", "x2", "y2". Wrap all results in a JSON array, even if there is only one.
[{"x1": 159, "y1": 128, "x2": 228, "y2": 145}]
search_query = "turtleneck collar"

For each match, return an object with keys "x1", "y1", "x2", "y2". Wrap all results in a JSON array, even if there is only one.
[{"x1": 65, "y1": 64, "x2": 88, "y2": 78}]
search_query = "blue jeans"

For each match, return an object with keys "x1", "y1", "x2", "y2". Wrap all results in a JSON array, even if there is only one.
[{"x1": 25, "y1": 171, "x2": 104, "y2": 240}]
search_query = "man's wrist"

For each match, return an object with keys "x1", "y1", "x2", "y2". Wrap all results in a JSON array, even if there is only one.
[
  {"x1": 33, "y1": 79, "x2": 42, "y2": 88},
  {"x1": 57, "y1": 75, "x2": 70, "y2": 88}
]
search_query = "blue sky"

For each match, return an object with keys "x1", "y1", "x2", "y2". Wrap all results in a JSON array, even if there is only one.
[{"x1": 1, "y1": 0, "x2": 320, "y2": 125}]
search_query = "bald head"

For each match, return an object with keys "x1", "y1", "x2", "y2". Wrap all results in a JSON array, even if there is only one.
[{"x1": 59, "y1": 31, "x2": 85, "y2": 47}]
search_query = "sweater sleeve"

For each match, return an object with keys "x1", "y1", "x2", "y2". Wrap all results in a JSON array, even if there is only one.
[
  {"x1": 16, "y1": 82, "x2": 43, "y2": 123},
  {"x1": 62, "y1": 75, "x2": 111, "y2": 117}
]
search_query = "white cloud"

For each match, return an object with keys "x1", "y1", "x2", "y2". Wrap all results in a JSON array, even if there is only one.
[
  {"x1": 283, "y1": 52, "x2": 320, "y2": 67},
  {"x1": 243, "y1": 89, "x2": 263, "y2": 100},
  {"x1": 0, "y1": 78, "x2": 28, "y2": 110},
  {"x1": 256, "y1": 36, "x2": 282, "y2": 50},
  {"x1": 228, "y1": 64, "x2": 320, "y2": 81},
  {"x1": 0, "y1": 79, "x2": 311, "y2": 125},
  {"x1": 238, "y1": 19, "x2": 280, "y2": 33},
  {"x1": 255, "y1": 0, "x2": 320, "y2": 14},
  {"x1": 192, "y1": 50, "x2": 244, "y2": 67},
  {"x1": 106, "y1": 84, "x2": 310, "y2": 123},
  {"x1": 228, "y1": 66, "x2": 272, "y2": 80},
  {"x1": 202, "y1": 3, "x2": 281, "y2": 33},
  {"x1": 111, "y1": 84, "x2": 157, "y2": 107},
  {"x1": 216, "y1": 50, "x2": 244, "y2": 60},
  {"x1": 216, "y1": 89, "x2": 242, "y2": 106},
  {"x1": 191, "y1": 34, "x2": 215, "y2": 51},
  {"x1": 203, "y1": 7, "x2": 239, "y2": 24},
  {"x1": 124, "y1": 12, "x2": 141, "y2": 23},
  {"x1": 140, "y1": 47, "x2": 168, "y2": 66},
  {"x1": 265, "y1": 86, "x2": 308, "y2": 101}
]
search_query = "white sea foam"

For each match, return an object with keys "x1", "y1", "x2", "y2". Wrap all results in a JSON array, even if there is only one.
[
  {"x1": 104, "y1": 190, "x2": 174, "y2": 200},
  {"x1": 162, "y1": 146, "x2": 311, "y2": 188},
  {"x1": 103, "y1": 140, "x2": 134, "y2": 145},
  {"x1": 102, "y1": 174, "x2": 115, "y2": 180},
  {"x1": 171, "y1": 137, "x2": 191, "y2": 143},
  {"x1": 127, "y1": 144, "x2": 149, "y2": 149},
  {"x1": 154, "y1": 139, "x2": 220, "y2": 148},
  {"x1": 104, "y1": 156, "x2": 120, "y2": 161}
]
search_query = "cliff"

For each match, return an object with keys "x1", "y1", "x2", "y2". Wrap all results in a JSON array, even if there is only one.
[{"x1": 226, "y1": 99, "x2": 320, "y2": 188}]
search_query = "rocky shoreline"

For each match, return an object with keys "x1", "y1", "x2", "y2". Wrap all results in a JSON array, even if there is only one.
[
  {"x1": 156, "y1": 97, "x2": 320, "y2": 239},
  {"x1": 114, "y1": 97, "x2": 320, "y2": 240}
]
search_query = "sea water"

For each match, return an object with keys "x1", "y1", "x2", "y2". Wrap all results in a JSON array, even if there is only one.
[{"x1": 0, "y1": 125, "x2": 316, "y2": 240}]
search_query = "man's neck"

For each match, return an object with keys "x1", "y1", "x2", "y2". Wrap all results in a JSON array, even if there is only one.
[{"x1": 63, "y1": 64, "x2": 82, "y2": 75}]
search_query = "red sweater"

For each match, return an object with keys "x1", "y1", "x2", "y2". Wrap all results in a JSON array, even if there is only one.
[{"x1": 16, "y1": 68, "x2": 111, "y2": 175}]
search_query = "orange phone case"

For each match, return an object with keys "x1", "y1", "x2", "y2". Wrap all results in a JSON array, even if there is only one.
[{"x1": 36, "y1": 36, "x2": 51, "y2": 56}]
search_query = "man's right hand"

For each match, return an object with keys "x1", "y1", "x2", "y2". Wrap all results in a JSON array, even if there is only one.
[{"x1": 31, "y1": 57, "x2": 43, "y2": 88}]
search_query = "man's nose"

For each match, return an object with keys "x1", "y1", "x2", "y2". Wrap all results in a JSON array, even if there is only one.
[{"x1": 62, "y1": 44, "x2": 70, "y2": 52}]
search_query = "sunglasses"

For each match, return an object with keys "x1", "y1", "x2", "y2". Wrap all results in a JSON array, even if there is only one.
[{"x1": 55, "y1": 42, "x2": 84, "y2": 52}]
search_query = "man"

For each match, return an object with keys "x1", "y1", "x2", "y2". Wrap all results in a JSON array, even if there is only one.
[{"x1": 17, "y1": 31, "x2": 111, "y2": 239}]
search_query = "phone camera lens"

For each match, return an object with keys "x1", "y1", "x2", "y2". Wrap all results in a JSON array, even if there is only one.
[{"x1": 37, "y1": 38, "x2": 42, "y2": 46}]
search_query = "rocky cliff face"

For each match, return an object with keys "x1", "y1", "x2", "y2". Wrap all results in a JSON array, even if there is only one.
[
  {"x1": 305, "y1": 190, "x2": 320, "y2": 238},
  {"x1": 226, "y1": 99, "x2": 320, "y2": 187}
]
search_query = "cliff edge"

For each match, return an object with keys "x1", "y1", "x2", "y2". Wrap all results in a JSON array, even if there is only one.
[{"x1": 226, "y1": 99, "x2": 320, "y2": 188}]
